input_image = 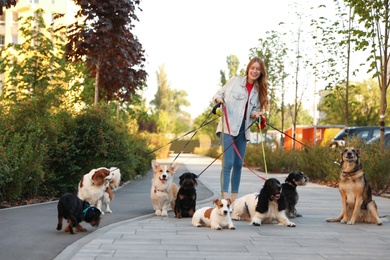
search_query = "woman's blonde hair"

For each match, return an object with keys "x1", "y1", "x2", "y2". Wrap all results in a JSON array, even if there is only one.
[{"x1": 245, "y1": 57, "x2": 268, "y2": 111}]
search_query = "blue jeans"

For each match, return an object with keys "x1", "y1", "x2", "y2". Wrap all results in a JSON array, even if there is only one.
[{"x1": 220, "y1": 119, "x2": 247, "y2": 193}]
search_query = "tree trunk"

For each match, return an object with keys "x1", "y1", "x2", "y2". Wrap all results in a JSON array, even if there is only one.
[{"x1": 94, "y1": 56, "x2": 100, "y2": 106}]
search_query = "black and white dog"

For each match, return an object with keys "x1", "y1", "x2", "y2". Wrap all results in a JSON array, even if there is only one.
[
  {"x1": 231, "y1": 178, "x2": 295, "y2": 227},
  {"x1": 282, "y1": 171, "x2": 308, "y2": 218}
]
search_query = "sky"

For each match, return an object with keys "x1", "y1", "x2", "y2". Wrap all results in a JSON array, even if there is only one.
[{"x1": 133, "y1": 0, "x2": 366, "y2": 119}]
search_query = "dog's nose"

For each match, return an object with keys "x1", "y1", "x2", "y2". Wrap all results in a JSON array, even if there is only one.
[
  {"x1": 162, "y1": 174, "x2": 167, "y2": 179},
  {"x1": 223, "y1": 210, "x2": 228, "y2": 215}
]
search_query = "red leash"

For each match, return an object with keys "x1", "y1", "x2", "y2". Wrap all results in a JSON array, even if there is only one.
[{"x1": 222, "y1": 105, "x2": 267, "y2": 181}]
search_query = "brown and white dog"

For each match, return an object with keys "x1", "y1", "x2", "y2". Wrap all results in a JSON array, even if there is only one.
[
  {"x1": 192, "y1": 198, "x2": 236, "y2": 230},
  {"x1": 232, "y1": 178, "x2": 296, "y2": 227},
  {"x1": 326, "y1": 147, "x2": 383, "y2": 225},
  {"x1": 78, "y1": 167, "x2": 115, "y2": 214},
  {"x1": 150, "y1": 160, "x2": 179, "y2": 217},
  {"x1": 99, "y1": 167, "x2": 121, "y2": 214}
]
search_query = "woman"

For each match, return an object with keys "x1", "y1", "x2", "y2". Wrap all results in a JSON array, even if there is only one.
[{"x1": 213, "y1": 56, "x2": 268, "y2": 202}]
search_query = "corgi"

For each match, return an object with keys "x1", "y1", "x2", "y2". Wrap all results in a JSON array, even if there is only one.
[{"x1": 150, "y1": 160, "x2": 179, "y2": 217}]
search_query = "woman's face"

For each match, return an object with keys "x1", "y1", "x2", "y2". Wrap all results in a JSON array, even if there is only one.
[{"x1": 247, "y1": 62, "x2": 261, "y2": 84}]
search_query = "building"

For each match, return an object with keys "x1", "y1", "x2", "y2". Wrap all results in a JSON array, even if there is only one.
[
  {"x1": 0, "y1": 0, "x2": 78, "y2": 91},
  {"x1": 283, "y1": 125, "x2": 344, "y2": 150}
]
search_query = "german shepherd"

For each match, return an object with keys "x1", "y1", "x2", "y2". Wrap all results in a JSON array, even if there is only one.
[{"x1": 326, "y1": 147, "x2": 383, "y2": 225}]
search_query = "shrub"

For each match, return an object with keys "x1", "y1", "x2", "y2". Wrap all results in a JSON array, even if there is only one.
[
  {"x1": 138, "y1": 132, "x2": 170, "y2": 159},
  {"x1": 198, "y1": 136, "x2": 389, "y2": 193}
]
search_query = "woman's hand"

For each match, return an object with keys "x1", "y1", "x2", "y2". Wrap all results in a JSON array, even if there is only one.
[
  {"x1": 215, "y1": 98, "x2": 224, "y2": 104},
  {"x1": 251, "y1": 112, "x2": 262, "y2": 119}
]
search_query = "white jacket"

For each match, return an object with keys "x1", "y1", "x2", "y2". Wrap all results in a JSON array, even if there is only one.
[{"x1": 213, "y1": 76, "x2": 260, "y2": 140}]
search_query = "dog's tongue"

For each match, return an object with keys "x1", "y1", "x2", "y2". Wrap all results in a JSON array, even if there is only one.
[{"x1": 160, "y1": 179, "x2": 167, "y2": 183}]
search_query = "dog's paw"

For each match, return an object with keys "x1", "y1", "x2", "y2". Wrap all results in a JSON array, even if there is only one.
[
  {"x1": 251, "y1": 222, "x2": 261, "y2": 226},
  {"x1": 105, "y1": 209, "x2": 112, "y2": 214},
  {"x1": 346, "y1": 220, "x2": 355, "y2": 225},
  {"x1": 296, "y1": 213, "x2": 302, "y2": 217},
  {"x1": 56, "y1": 224, "x2": 62, "y2": 231},
  {"x1": 287, "y1": 222, "x2": 296, "y2": 227},
  {"x1": 229, "y1": 226, "x2": 236, "y2": 230},
  {"x1": 231, "y1": 216, "x2": 241, "y2": 221},
  {"x1": 76, "y1": 225, "x2": 87, "y2": 232},
  {"x1": 155, "y1": 210, "x2": 162, "y2": 216},
  {"x1": 340, "y1": 218, "x2": 349, "y2": 224}
]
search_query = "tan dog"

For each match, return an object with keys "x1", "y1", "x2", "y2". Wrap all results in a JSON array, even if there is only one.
[
  {"x1": 192, "y1": 198, "x2": 236, "y2": 230},
  {"x1": 326, "y1": 147, "x2": 382, "y2": 225},
  {"x1": 150, "y1": 160, "x2": 179, "y2": 217}
]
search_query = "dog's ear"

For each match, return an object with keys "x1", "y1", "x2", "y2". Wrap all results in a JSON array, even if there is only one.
[
  {"x1": 170, "y1": 163, "x2": 179, "y2": 173},
  {"x1": 192, "y1": 173, "x2": 198, "y2": 185},
  {"x1": 79, "y1": 176, "x2": 84, "y2": 188},
  {"x1": 340, "y1": 148, "x2": 346, "y2": 163},
  {"x1": 257, "y1": 183, "x2": 270, "y2": 213},
  {"x1": 151, "y1": 160, "x2": 159, "y2": 170},
  {"x1": 355, "y1": 148, "x2": 361, "y2": 158},
  {"x1": 285, "y1": 172, "x2": 294, "y2": 183},
  {"x1": 226, "y1": 198, "x2": 232, "y2": 206}
]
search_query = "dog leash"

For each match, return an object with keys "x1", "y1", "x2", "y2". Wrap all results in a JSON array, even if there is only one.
[
  {"x1": 197, "y1": 107, "x2": 266, "y2": 180},
  {"x1": 220, "y1": 103, "x2": 225, "y2": 198},
  {"x1": 171, "y1": 104, "x2": 217, "y2": 165},
  {"x1": 257, "y1": 118, "x2": 269, "y2": 180},
  {"x1": 222, "y1": 104, "x2": 267, "y2": 181},
  {"x1": 266, "y1": 122, "x2": 341, "y2": 166}
]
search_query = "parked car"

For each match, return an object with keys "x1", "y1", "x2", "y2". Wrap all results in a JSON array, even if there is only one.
[
  {"x1": 329, "y1": 126, "x2": 390, "y2": 148},
  {"x1": 366, "y1": 132, "x2": 390, "y2": 149}
]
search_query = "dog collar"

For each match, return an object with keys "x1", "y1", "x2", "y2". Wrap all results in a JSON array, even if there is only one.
[
  {"x1": 285, "y1": 181, "x2": 297, "y2": 188},
  {"x1": 342, "y1": 171, "x2": 358, "y2": 176},
  {"x1": 82, "y1": 202, "x2": 92, "y2": 218},
  {"x1": 154, "y1": 186, "x2": 167, "y2": 193}
]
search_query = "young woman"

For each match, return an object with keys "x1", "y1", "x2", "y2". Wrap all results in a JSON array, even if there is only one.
[{"x1": 213, "y1": 56, "x2": 268, "y2": 202}]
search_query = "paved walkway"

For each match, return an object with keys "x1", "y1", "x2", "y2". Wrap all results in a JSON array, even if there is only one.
[{"x1": 56, "y1": 154, "x2": 390, "y2": 260}]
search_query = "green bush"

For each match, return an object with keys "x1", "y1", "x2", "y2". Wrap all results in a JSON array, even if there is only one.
[
  {"x1": 0, "y1": 104, "x2": 154, "y2": 203},
  {"x1": 245, "y1": 144, "x2": 300, "y2": 173},
  {"x1": 199, "y1": 139, "x2": 390, "y2": 192},
  {"x1": 138, "y1": 132, "x2": 170, "y2": 159}
]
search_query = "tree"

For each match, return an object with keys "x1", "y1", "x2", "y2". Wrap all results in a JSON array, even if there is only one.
[
  {"x1": 1, "y1": 10, "x2": 64, "y2": 107},
  {"x1": 311, "y1": 1, "x2": 361, "y2": 136},
  {"x1": 344, "y1": 0, "x2": 390, "y2": 153},
  {"x1": 318, "y1": 79, "x2": 381, "y2": 125},
  {"x1": 65, "y1": 0, "x2": 147, "y2": 106},
  {"x1": 249, "y1": 30, "x2": 288, "y2": 147},
  {"x1": 150, "y1": 65, "x2": 191, "y2": 134}
]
